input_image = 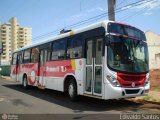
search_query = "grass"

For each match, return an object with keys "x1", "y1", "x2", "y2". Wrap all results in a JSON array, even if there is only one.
[
  {"x1": 143, "y1": 96, "x2": 152, "y2": 101},
  {"x1": 152, "y1": 86, "x2": 160, "y2": 92}
]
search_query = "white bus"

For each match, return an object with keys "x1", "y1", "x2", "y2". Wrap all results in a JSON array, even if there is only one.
[{"x1": 11, "y1": 21, "x2": 150, "y2": 101}]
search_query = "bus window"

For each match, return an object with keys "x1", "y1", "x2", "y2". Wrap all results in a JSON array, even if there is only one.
[
  {"x1": 39, "y1": 43, "x2": 51, "y2": 61},
  {"x1": 17, "y1": 52, "x2": 23, "y2": 65},
  {"x1": 12, "y1": 53, "x2": 17, "y2": 65},
  {"x1": 47, "y1": 50, "x2": 51, "y2": 61},
  {"x1": 51, "y1": 39, "x2": 66, "y2": 60},
  {"x1": 23, "y1": 49, "x2": 31, "y2": 63},
  {"x1": 31, "y1": 47, "x2": 39, "y2": 63},
  {"x1": 67, "y1": 36, "x2": 82, "y2": 59},
  {"x1": 108, "y1": 23, "x2": 146, "y2": 41},
  {"x1": 95, "y1": 38, "x2": 103, "y2": 64}
]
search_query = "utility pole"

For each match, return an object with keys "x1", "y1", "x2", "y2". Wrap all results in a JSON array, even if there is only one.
[{"x1": 108, "y1": 0, "x2": 116, "y2": 21}]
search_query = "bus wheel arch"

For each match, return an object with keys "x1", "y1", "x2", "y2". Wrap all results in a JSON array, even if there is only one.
[{"x1": 64, "y1": 75, "x2": 78, "y2": 101}]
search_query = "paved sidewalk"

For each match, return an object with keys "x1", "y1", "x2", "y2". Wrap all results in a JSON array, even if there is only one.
[{"x1": 0, "y1": 76, "x2": 11, "y2": 80}]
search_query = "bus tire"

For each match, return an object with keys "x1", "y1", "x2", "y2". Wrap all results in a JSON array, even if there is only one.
[
  {"x1": 23, "y1": 76, "x2": 29, "y2": 89},
  {"x1": 68, "y1": 79, "x2": 78, "y2": 101}
]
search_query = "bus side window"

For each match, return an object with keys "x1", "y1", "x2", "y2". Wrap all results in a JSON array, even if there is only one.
[
  {"x1": 51, "y1": 39, "x2": 66, "y2": 60},
  {"x1": 12, "y1": 53, "x2": 17, "y2": 65},
  {"x1": 47, "y1": 50, "x2": 51, "y2": 61},
  {"x1": 23, "y1": 49, "x2": 31, "y2": 63},
  {"x1": 31, "y1": 47, "x2": 39, "y2": 63},
  {"x1": 67, "y1": 35, "x2": 82, "y2": 59},
  {"x1": 67, "y1": 38, "x2": 72, "y2": 59},
  {"x1": 19, "y1": 53, "x2": 22, "y2": 65}
]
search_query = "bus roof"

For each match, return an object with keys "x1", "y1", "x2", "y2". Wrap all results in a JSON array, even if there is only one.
[
  {"x1": 14, "y1": 20, "x2": 112, "y2": 53},
  {"x1": 14, "y1": 20, "x2": 142, "y2": 53}
]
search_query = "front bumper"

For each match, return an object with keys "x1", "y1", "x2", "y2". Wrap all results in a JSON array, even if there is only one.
[{"x1": 103, "y1": 82, "x2": 150, "y2": 100}]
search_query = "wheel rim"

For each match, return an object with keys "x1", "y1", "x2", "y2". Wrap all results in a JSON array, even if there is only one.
[{"x1": 68, "y1": 83, "x2": 74, "y2": 97}]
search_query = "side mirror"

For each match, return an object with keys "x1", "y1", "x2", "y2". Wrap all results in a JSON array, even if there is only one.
[{"x1": 105, "y1": 35, "x2": 111, "y2": 46}]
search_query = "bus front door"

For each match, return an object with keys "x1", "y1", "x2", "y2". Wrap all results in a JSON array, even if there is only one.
[
  {"x1": 85, "y1": 37, "x2": 103, "y2": 96},
  {"x1": 39, "y1": 50, "x2": 47, "y2": 89},
  {"x1": 16, "y1": 54, "x2": 22, "y2": 82}
]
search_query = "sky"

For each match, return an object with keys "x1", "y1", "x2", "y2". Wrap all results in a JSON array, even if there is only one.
[{"x1": 0, "y1": 0, "x2": 160, "y2": 43}]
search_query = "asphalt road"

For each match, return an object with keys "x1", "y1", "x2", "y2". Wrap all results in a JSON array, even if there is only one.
[{"x1": 0, "y1": 78, "x2": 160, "y2": 120}]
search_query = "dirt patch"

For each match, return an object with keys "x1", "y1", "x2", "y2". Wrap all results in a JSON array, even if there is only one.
[
  {"x1": 150, "y1": 69, "x2": 160, "y2": 91},
  {"x1": 133, "y1": 70, "x2": 160, "y2": 104}
]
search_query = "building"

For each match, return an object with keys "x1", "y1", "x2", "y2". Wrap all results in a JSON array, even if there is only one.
[
  {"x1": 0, "y1": 17, "x2": 32, "y2": 65},
  {"x1": 146, "y1": 31, "x2": 160, "y2": 70}
]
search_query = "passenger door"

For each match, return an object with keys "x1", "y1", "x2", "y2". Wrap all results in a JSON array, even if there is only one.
[
  {"x1": 16, "y1": 54, "x2": 22, "y2": 81},
  {"x1": 39, "y1": 50, "x2": 47, "y2": 88},
  {"x1": 85, "y1": 37, "x2": 103, "y2": 96}
]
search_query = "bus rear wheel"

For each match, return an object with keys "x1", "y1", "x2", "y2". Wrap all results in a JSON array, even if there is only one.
[
  {"x1": 68, "y1": 79, "x2": 78, "y2": 101},
  {"x1": 23, "y1": 76, "x2": 29, "y2": 89}
]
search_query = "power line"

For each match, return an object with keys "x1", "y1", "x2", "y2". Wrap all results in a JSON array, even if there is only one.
[
  {"x1": 33, "y1": 0, "x2": 156, "y2": 41},
  {"x1": 121, "y1": 6, "x2": 149, "y2": 21},
  {"x1": 33, "y1": 0, "x2": 157, "y2": 41},
  {"x1": 118, "y1": 0, "x2": 157, "y2": 21},
  {"x1": 117, "y1": 0, "x2": 156, "y2": 21},
  {"x1": 117, "y1": 0, "x2": 126, "y2": 7}
]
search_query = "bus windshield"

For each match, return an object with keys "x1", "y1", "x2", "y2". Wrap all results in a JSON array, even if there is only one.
[
  {"x1": 107, "y1": 35, "x2": 149, "y2": 73},
  {"x1": 108, "y1": 23, "x2": 146, "y2": 41}
]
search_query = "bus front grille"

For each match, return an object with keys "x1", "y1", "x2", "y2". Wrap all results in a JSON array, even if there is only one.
[{"x1": 125, "y1": 89, "x2": 140, "y2": 94}]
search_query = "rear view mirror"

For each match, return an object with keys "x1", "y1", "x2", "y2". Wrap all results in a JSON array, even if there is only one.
[{"x1": 105, "y1": 35, "x2": 111, "y2": 46}]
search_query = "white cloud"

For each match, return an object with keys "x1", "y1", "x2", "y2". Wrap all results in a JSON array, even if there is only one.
[
  {"x1": 133, "y1": 0, "x2": 160, "y2": 16},
  {"x1": 120, "y1": 0, "x2": 160, "y2": 16},
  {"x1": 120, "y1": 0, "x2": 160, "y2": 12},
  {"x1": 134, "y1": 0, "x2": 160, "y2": 10},
  {"x1": 68, "y1": 7, "x2": 106, "y2": 21},
  {"x1": 96, "y1": 7, "x2": 106, "y2": 12},
  {"x1": 87, "y1": 7, "x2": 106, "y2": 13},
  {"x1": 70, "y1": 14, "x2": 84, "y2": 19},
  {"x1": 144, "y1": 12, "x2": 153, "y2": 15}
]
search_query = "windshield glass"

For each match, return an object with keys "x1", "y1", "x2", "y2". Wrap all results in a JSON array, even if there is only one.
[
  {"x1": 107, "y1": 35, "x2": 149, "y2": 73},
  {"x1": 108, "y1": 23, "x2": 146, "y2": 41}
]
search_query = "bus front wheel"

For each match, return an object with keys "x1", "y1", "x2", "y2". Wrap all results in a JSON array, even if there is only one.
[{"x1": 68, "y1": 79, "x2": 78, "y2": 101}]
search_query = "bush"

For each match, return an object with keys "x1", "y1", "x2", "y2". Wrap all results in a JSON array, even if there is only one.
[{"x1": 0, "y1": 65, "x2": 11, "y2": 76}]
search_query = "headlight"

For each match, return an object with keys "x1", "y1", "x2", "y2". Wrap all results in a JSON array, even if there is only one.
[
  {"x1": 145, "y1": 74, "x2": 150, "y2": 86},
  {"x1": 106, "y1": 75, "x2": 120, "y2": 87},
  {"x1": 145, "y1": 78, "x2": 150, "y2": 86}
]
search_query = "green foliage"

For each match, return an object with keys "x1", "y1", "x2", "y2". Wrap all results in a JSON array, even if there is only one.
[
  {"x1": 153, "y1": 87, "x2": 160, "y2": 92},
  {"x1": 143, "y1": 96, "x2": 152, "y2": 101},
  {"x1": 0, "y1": 65, "x2": 11, "y2": 76}
]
